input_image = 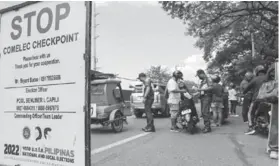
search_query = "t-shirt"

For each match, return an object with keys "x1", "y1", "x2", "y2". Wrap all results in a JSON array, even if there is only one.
[
  {"x1": 143, "y1": 78, "x2": 154, "y2": 100},
  {"x1": 228, "y1": 88, "x2": 237, "y2": 101},
  {"x1": 211, "y1": 83, "x2": 224, "y2": 103},
  {"x1": 167, "y1": 78, "x2": 180, "y2": 104}
]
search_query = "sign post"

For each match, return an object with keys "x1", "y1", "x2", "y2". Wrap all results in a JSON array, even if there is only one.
[{"x1": 0, "y1": 1, "x2": 91, "y2": 166}]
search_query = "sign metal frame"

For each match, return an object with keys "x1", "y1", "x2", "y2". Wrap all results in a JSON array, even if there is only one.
[{"x1": 0, "y1": 1, "x2": 92, "y2": 166}]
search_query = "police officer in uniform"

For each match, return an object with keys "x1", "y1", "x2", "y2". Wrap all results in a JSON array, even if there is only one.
[{"x1": 196, "y1": 69, "x2": 212, "y2": 133}]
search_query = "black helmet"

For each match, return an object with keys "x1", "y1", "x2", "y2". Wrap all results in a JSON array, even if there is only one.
[
  {"x1": 173, "y1": 70, "x2": 183, "y2": 79},
  {"x1": 211, "y1": 75, "x2": 221, "y2": 83},
  {"x1": 245, "y1": 71, "x2": 254, "y2": 80},
  {"x1": 254, "y1": 65, "x2": 266, "y2": 76}
]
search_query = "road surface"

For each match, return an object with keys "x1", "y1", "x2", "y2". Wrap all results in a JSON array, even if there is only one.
[{"x1": 91, "y1": 106, "x2": 277, "y2": 166}]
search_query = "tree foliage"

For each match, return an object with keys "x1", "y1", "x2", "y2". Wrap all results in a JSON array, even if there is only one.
[
  {"x1": 160, "y1": 1, "x2": 278, "y2": 85},
  {"x1": 145, "y1": 65, "x2": 197, "y2": 89},
  {"x1": 145, "y1": 65, "x2": 172, "y2": 84}
]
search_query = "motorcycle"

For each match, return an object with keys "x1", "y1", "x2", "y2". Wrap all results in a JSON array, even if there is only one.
[
  {"x1": 177, "y1": 98, "x2": 199, "y2": 134},
  {"x1": 254, "y1": 102, "x2": 271, "y2": 135}
]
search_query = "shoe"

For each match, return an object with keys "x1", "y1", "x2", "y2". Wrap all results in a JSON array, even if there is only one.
[
  {"x1": 174, "y1": 125, "x2": 180, "y2": 130},
  {"x1": 270, "y1": 151, "x2": 278, "y2": 160},
  {"x1": 245, "y1": 127, "x2": 256, "y2": 135},
  {"x1": 170, "y1": 127, "x2": 179, "y2": 132},
  {"x1": 142, "y1": 126, "x2": 148, "y2": 131},
  {"x1": 211, "y1": 124, "x2": 218, "y2": 127},
  {"x1": 202, "y1": 128, "x2": 211, "y2": 133},
  {"x1": 151, "y1": 126, "x2": 156, "y2": 132},
  {"x1": 143, "y1": 128, "x2": 155, "y2": 132}
]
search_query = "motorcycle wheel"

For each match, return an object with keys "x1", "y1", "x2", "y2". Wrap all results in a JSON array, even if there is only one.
[{"x1": 187, "y1": 121, "x2": 195, "y2": 134}]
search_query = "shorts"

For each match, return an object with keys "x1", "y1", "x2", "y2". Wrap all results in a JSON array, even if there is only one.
[
  {"x1": 169, "y1": 104, "x2": 179, "y2": 119},
  {"x1": 211, "y1": 102, "x2": 224, "y2": 109}
]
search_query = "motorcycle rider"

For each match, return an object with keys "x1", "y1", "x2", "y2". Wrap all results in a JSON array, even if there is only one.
[
  {"x1": 166, "y1": 70, "x2": 189, "y2": 132},
  {"x1": 243, "y1": 65, "x2": 267, "y2": 135},
  {"x1": 240, "y1": 71, "x2": 254, "y2": 123},
  {"x1": 178, "y1": 80, "x2": 199, "y2": 122}
]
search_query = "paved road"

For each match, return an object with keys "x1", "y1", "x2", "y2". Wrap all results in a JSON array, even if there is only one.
[{"x1": 91, "y1": 106, "x2": 277, "y2": 166}]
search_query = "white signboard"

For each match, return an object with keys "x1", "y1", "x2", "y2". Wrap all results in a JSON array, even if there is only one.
[{"x1": 0, "y1": 2, "x2": 89, "y2": 166}]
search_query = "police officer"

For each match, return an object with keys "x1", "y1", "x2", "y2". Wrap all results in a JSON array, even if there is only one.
[
  {"x1": 137, "y1": 73, "x2": 155, "y2": 132},
  {"x1": 196, "y1": 69, "x2": 213, "y2": 133}
]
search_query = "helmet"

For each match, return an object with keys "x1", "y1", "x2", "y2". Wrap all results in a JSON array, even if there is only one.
[
  {"x1": 244, "y1": 71, "x2": 254, "y2": 80},
  {"x1": 254, "y1": 65, "x2": 266, "y2": 76},
  {"x1": 178, "y1": 81, "x2": 185, "y2": 89},
  {"x1": 173, "y1": 70, "x2": 183, "y2": 79},
  {"x1": 211, "y1": 75, "x2": 221, "y2": 83}
]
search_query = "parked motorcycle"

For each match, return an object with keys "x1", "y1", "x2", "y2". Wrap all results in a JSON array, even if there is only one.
[{"x1": 177, "y1": 98, "x2": 199, "y2": 134}]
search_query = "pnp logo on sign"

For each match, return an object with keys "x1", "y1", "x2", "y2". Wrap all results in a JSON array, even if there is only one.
[
  {"x1": 23, "y1": 126, "x2": 31, "y2": 140},
  {"x1": 10, "y1": 3, "x2": 70, "y2": 40}
]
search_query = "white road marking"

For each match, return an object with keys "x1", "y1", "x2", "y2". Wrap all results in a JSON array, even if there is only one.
[{"x1": 91, "y1": 132, "x2": 151, "y2": 155}]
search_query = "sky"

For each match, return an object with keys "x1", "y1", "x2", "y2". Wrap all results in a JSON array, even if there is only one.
[{"x1": 0, "y1": 1, "x2": 206, "y2": 88}]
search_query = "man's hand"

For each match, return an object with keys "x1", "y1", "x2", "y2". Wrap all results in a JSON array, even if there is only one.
[{"x1": 184, "y1": 92, "x2": 192, "y2": 99}]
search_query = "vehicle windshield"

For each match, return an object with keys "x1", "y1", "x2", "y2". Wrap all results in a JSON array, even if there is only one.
[{"x1": 91, "y1": 84, "x2": 107, "y2": 103}]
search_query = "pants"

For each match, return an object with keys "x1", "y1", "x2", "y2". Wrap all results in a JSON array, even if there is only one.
[
  {"x1": 169, "y1": 104, "x2": 179, "y2": 128},
  {"x1": 248, "y1": 101, "x2": 270, "y2": 127},
  {"x1": 242, "y1": 97, "x2": 252, "y2": 122},
  {"x1": 144, "y1": 99, "x2": 154, "y2": 129},
  {"x1": 223, "y1": 97, "x2": 229, "y2": 119},
  {"x1": 230, "y1": 100, "x2": 238, "y2": 114},
  {"x1": 200, "y1": 96, "x2": 212, "y2": 129},
  {"x1": 189, "y1": 99, "x2": 198, "y2": 117},
  {"x1": 248, "y1": 101, "x2": 257, "y2": 127},
  {"x1": 212, "y1": 106, "x2": 223, "y2": 125},
  {"x1": 268, "y1": 104, "x2": 278, "y2": 152}
]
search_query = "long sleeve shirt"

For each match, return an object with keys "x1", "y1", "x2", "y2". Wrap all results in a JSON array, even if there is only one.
[
  {"x1": 240, "y1": 79, "x2": 253, "y2": 99},
  {"x1": 243, "y1": 75, "x2": 266, "y2": 102}
]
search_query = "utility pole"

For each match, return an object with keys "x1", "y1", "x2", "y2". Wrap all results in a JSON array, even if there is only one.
[{"x1": 93, "y1": 2, "x2": 100, "y2": 70}]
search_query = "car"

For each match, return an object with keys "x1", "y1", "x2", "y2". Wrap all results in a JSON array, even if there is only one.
[
  {"x1": 90, "y1": 78, "x2": 127, "y2": 133},
  {"x1": 130, "y1": 82, "x2": 170, "y2": 118}
]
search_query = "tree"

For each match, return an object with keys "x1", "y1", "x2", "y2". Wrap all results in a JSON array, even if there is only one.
[
  {"x1": 160, "y1": 1, "x2": 278, "y2": 85},
  {"x1": 145, "y1": 65, "x2": 172, "y2": 84}
]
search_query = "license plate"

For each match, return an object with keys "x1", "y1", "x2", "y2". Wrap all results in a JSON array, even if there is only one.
[
  {"x1": 182, "y1": 109, "x2": 191, "y2": 115},
  {"x1": 91, "y1": 104, "x2": 97, "y2": 118}
]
